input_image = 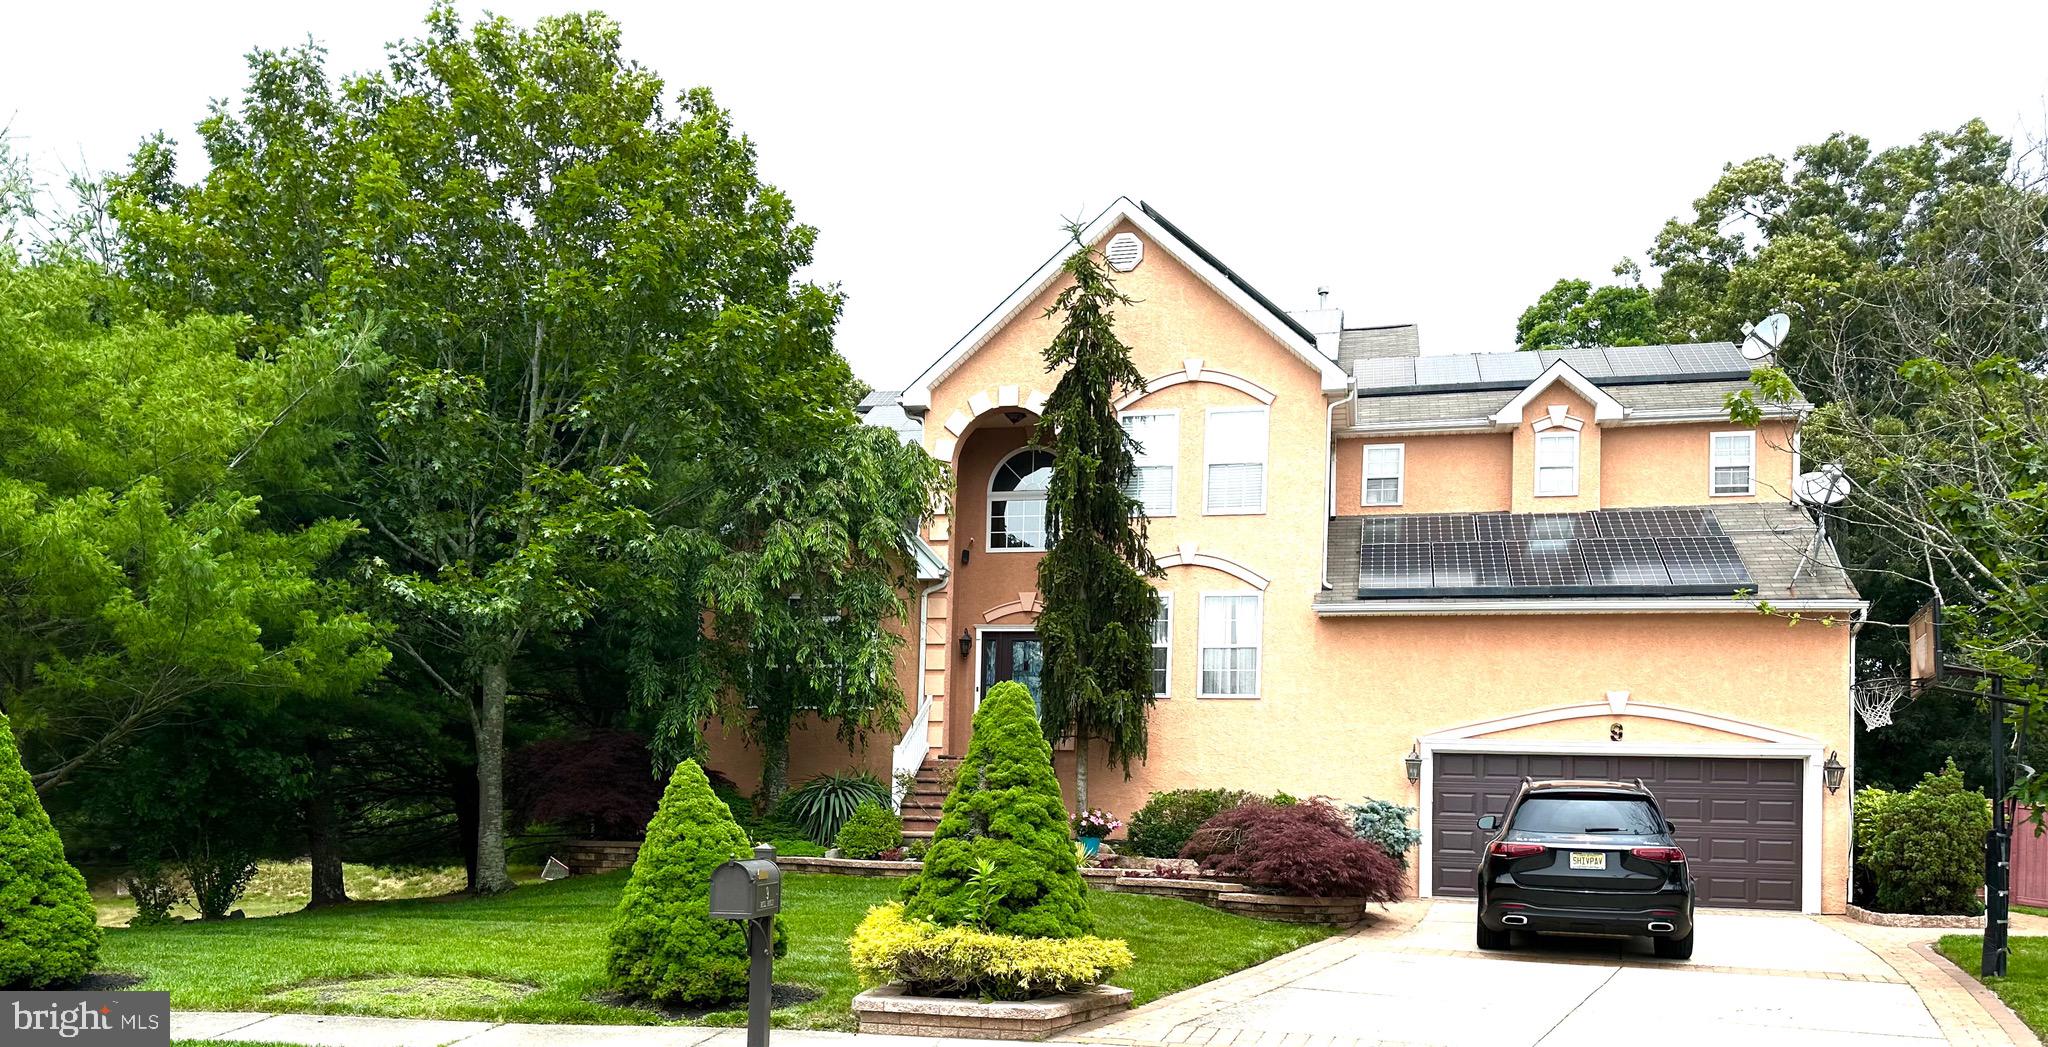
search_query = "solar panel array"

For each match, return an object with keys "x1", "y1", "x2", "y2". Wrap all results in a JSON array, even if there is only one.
[
  {"x1": 1355, "y1": 342, "x2": 1752, "y2": 396},
  {"x1": 1355, "y1": 508, "x2": 1752, "y2": 598}
]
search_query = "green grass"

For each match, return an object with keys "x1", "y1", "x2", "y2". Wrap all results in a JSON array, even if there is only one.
[
  {"x1": 106, "y1": 871, "x2": 1329, "y2": 1031},
  {"x1": 1938, "y1": 934, "x2": 2048, "y2": 1038},
  {"x1": 86, "y1": 860, "x2": 542, "y2": 925},
  {"x1": 2015, "y1": 905, "x2": 2048, "y2": 919}
]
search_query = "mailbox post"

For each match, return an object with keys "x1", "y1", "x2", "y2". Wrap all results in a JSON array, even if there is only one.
[{"x1": 710, "y1": 843, "x2": 782, "y2": 1047}]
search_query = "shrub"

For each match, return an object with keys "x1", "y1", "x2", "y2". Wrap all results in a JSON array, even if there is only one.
[
  {"x1": 124, "y1": 860, "x2": 186, "y2": 928},
  {"x1": 183, "y1": 842, "x2": 258, "y2": 920},
  {"x1": 784, "y1": 771, "x2": 891, "y2": 845},
  {"x1": 0, "y1": 713, "x2": 101, "y2": 986},
  {"x1": 1850, "y1": 786, "x2": 1896, "y2": 907},
  {"x1": 1349, "y1": 798, "x2": 1423, "y2": 869},
  {"x1": 512, "y1": 730, "x2": 664, "y2": 839},
  {"x1": 1182, "y1": 797, "x2": 1405, "y2": 900},
  {"x1": 904, "y1": 838, "x2": 932, "y2": 862},
  {"x1": 1126, "y1": 789, "x2": 1262, "y2": 859},
  {"x1": 900, "y1": 681, "x2": 1091, "y2": 938},
  {"x1": 1863, "y1": 760, "x2": 1990, "y2": 916},
  {"x1": 606, "y1": 759, "x2": 786, "y2": 1005},
  {"x1": 836, "y1": 800, "x2": 903, "y2": 860},
  {"x1": 850, "y1": 903, "x2": 1132, "y2": 1000}
]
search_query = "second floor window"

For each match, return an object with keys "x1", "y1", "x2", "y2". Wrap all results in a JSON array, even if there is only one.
[
  {"x1": 1151, "y1": 592, "x2": 1172, "y2": 697},
  {"x1": 1534, "y1": 431, "x2": 1578, "y2": 497},
  {"x1": 1363, "y1": 443, "x2": 1404, "y2": 506},
  {"x1": 1199, "y1": 592, "x2": 1261, "y2": 697},
  {"x1": 989, "y1": 447, "x2": 1054, "y2": 550},
  {"x1": 1204, "y1": 406, "x2": 1268, "y2": 514},
  {"x1": 1121, "y1": 411, "x2": 1178, "y2": 517},
  {"x1": 1711, "y1": 431, "x2": 1755, "y2": 496}
]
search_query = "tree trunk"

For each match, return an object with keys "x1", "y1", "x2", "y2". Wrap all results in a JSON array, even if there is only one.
[
  {"x1": 472, "y1": 661, "x2": 513, "y2": 895},
  {"x1": 759, "y1": 732, "x2": 790, "y2": 815},
  {"x1": 304, "y1": 735, "x2": 349, "y2": 908},
  {"x1": 1073, "y1": 732, "x2": 1089, "y2": 815}
]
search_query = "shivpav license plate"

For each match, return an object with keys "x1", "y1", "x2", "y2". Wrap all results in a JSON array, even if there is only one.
[{"x1": 1569, "y1": 851, "x2": 1606, "y2": 870}]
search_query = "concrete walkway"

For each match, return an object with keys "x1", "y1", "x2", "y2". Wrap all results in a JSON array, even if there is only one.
[{"x1": 171, "y1": 901, "x2": 2038, "y2": 1047}]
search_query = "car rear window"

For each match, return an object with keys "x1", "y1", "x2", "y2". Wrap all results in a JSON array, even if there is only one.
[{"x1": 1510, "y1": 795, "x2": 1663, "y2": 834}]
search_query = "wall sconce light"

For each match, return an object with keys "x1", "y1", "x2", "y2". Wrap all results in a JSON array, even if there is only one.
[
  {"x1": 1404, "y1": 742, "x2": 1422, "y2": 783},
  {"x1": 1823, "y1": 750, "x2": 1845, "y2": 794},
  {"x1": 958, "y1": 628, "x2": 971, "y2": 660},
  {"x1": 959, "y1": 538, "x2": 972, "y2": 566}
]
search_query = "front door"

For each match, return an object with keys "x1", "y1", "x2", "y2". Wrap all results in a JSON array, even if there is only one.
[{"x1": 981, "y1": 631, "x2": 1043, "y2": 714}]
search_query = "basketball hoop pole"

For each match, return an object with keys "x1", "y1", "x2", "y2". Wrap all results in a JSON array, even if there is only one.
[{"x1": 1915, "y1": 669, "x2": 2024, "y2": 978}]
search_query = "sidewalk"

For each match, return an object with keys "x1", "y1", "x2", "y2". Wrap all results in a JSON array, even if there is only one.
[{"x1": 176, "y1": 1012, "x2": 1004, "y2": 1047}]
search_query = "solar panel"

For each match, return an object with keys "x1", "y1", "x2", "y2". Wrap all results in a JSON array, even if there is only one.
[
  {"x1": 1476, "y1": 353, "x2": 1543, "y2": 384},
  {"x1": 1354, "y1": 507, "x2": 1751, "y2": 598},
  {"x1": 1600, "y1": 345, "x2": 1685, "y2": 377},
  {"x1": 1548, "y1": 347, "x2": 1617, "y2": 379},
  {"x1": 1414, "y1": 355, "x2": 1481, "y2": 387},
  {"x1": 1355, "y1": 357, "x2": 1415, "y2": 389}
]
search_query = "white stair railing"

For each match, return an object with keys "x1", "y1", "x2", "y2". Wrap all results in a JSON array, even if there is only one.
[{"x1": 892, "y1": 695, "x2": 933, "y2": 812}]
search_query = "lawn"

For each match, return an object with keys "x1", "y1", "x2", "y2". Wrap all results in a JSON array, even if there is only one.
[
  {"x1": 1937, "y1": 934, "x2": 2048, "y2": 1038},
  {"x1": 106, "y1": 871, "x2": 1331, "y2": 1031}
]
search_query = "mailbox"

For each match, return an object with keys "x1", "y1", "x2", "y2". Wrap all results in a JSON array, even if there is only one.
[{"x1": 711, "y1": 852, "x2": 782, "y2": 920}]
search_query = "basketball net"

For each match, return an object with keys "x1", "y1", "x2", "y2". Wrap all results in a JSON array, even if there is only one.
[{"x1": 1854, "y1": 677, "x2": 1910, "y2": 730}]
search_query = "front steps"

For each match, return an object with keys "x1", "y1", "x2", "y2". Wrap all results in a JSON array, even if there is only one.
[{"x1": 900, "y1": 753, "x2": 961, "y2": 837}]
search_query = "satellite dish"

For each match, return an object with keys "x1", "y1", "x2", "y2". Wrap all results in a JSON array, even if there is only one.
[
  {"x1": 1794, "y1": 464, "x2": 1850, "y2": 506},
  {"x1": 1740, "y1": 312, "x2": 1792, "y2": 361}
]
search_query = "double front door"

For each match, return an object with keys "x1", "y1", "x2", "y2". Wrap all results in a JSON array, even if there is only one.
[{"x1": 980, "y1": 630, "x2": 1043, "y2": 714}]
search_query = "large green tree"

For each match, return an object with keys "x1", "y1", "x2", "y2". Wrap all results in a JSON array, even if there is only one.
[
  {"x1": 1034, "y1": 231, "x2": 1160, "y2": 814},
  {"x1": 111, "y1": 7, "x2": 923, "y2": 891},
  {"x1": 1514, "y1": 272, "x2": 1661, "y2": 351}
]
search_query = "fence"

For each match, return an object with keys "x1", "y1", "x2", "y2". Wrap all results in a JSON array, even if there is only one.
[{"x1": 2014, "y1": 806, "x2": 2048, "y2": 907}]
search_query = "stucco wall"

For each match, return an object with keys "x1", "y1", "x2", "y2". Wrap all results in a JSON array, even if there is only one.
[
  {"x1": 1511, "y1": 385, "x2": 1602, "y2": 513},
  {"x1": 1602, "y1": 419, "x2": 1800, "y2": 507},
  {"x1": 1334, "y1": 432, "x2": 1513, "y2": 515}
]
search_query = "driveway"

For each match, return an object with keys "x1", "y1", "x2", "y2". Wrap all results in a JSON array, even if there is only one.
[{"x1": 1066, "y1": 900, "x2": 2027, "y2": 1047}]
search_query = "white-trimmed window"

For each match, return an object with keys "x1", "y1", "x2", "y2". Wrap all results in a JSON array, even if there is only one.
[
  {"x1": 1198, "y1": 592, "x2": 1261, "y2": 698},
  {"x1": 1150, "y1": 592, "x2": 1172, "y2": 697},
  {"x1": 1121, "y1": 411, "x2": 1178, "y2": 517},
  {"x1": 1204, "y1": 407, "x2": 1268, "y2": 514},
  {"x1": 1711, "y1": 431, "x2": 1756, "y2": 496},
  {"x1": 1362, "y1": 443, "x2": 1404, "y2": 506},
  {"x1": 988, "y1": 447, "x2": 1054, "y2": 550},
  {"x1": 1534, "y1": 431, "x2": 1579, "y2": 497}
]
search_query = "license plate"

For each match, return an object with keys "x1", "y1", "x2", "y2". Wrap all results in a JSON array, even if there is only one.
[{"x1": 1569, "y1": 851, "x2": 1606, "y2": 870}]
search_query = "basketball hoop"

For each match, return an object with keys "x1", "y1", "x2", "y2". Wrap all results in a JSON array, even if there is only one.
[{"x1": 1854, "y1": 675, "x2": 1911, "y2": 730}]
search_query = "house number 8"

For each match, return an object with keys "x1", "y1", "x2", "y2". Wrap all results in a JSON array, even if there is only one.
[{"x1": 1610, "y1": 722, "x2": 1624, "y2": 741}]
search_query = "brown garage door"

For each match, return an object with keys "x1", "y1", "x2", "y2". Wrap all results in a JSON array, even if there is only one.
[{"x1": 1431, "y1": 752, "x2": 1803, "y2": 910}]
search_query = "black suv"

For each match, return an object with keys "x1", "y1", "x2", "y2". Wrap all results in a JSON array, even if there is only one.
[{"x1": 1474, "y1": 778, "x2": 1694, "y2": 959}]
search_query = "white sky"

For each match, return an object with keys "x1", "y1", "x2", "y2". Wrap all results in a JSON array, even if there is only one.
[{"x1": 6, "y1": 2, "x2": 2047, "y2": 389}]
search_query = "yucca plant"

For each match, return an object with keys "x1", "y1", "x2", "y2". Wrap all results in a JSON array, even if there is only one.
[{"x1": 783, "y1": 772, "x2": 889, "y2": 845}]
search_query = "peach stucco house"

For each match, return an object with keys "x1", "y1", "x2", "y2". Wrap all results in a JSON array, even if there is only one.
[{"x1": 705, "y1": 199, "x2": 1866, "y2": 914}]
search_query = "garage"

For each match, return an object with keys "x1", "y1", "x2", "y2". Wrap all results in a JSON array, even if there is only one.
[{"x1": 1430, "y1": 751, "x2": 1804, "y2": 910}]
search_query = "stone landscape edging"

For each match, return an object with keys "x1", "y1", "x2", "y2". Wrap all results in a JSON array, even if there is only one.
[
  {"x1": 1845, "y1": 902, "x2": 1987, "y2": 929},
  {"x1": 852, "y1": 982, "x2": 1135, "y2": 1040}
]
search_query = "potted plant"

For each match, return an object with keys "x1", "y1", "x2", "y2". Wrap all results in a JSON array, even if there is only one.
[{"x1": 1072, "y1": 808, "x2": 1121, "y2": 857}]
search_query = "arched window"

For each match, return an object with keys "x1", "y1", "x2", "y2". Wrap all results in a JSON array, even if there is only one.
[{"x1": 988, "y1": 448, "x2": 1054, "y2": 551}]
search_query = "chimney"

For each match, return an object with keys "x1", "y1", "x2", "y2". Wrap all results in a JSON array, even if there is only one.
[{"x1": 1289, "y1": 289, "x2": 1345, "y2": 361}]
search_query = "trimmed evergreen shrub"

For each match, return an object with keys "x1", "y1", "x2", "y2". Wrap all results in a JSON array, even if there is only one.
[
  {"x1": 1864, "y1": 760, "x2": 1990, "y2": 916},
  {"x1": 836, "y1": 800, "x2": 902, "y2": 860},
  {"x1": 0, "y1": 713, "x2": 101, "y2": 987},
  {"x1": 900, "y1": 681, "x2": 1091, "y2": 938},
  {"x1": 605, "y1": 759, "x2": 786, "y2": 1005},
  {"x1": 1349, "y1": 797, "x2": 1422, "y2": 869},
  {"x1": 1182, "y1": 798, "x2": 1405, "y2": 900},
  {"x1": 1126, "y1": 788, "x2": 1262, "y2": 858},
  {"x1": 850, "y1": 902, "x2": 1132, "y2": 1000}
]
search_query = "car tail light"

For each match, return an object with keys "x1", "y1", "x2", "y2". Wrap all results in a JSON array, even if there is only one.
[
  {"x1": 1631, "y1": 846, "x2": 1686, "y2": 862},
  {"x1": 1489, "y1": 841, "x2": 1545, "y2": 858}
]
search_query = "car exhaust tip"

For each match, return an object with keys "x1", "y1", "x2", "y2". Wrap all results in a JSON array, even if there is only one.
[
  {"x1": 1501, "y1": 914, "x2": 1529, "y2": 926},
  {"x1": 1647, "y1": 921, "x2": 1674, "y2": 933}
]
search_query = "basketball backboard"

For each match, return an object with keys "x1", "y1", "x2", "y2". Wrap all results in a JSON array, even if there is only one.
[{"x1": 1909, "y1": 598, "x2": 1942, "y2": 691}]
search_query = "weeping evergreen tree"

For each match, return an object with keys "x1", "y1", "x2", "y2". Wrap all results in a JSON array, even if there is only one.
[{"x1": 1035, "y1": 226, "x2": 1162, "y2": 813}]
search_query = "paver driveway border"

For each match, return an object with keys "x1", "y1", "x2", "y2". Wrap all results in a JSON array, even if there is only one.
[{"x1": 1059, "y1": 900, "x2": 2038, "y2": 1047}]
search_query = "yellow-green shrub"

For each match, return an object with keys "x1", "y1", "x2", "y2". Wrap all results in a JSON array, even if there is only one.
[{"x1": 849, "y1": 903, "x2": 1131, "y2": 1000}]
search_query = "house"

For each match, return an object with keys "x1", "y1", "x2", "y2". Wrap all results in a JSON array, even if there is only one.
[{"x1": 705, "y1": 198, "x2": 1865, "y2": 914}]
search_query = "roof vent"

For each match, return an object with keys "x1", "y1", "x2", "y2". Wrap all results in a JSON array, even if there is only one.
[{"x1": 1105, "y1": 232, "x2": 1143, "y2": 272}]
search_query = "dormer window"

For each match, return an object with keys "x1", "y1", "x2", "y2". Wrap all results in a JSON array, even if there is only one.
[
  {"x1": 1534, "y1": 431, "x2": 1579, "y2": 497},
  {"x1": 1711, "y1": 431, "x2": 1756, "y2": 496}
]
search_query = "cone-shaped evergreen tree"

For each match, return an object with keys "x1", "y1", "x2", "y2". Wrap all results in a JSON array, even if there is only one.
[
  {"x1": 1035, "y1": 227, "x2": 1161, "y2": 813},
  {"x1": 0, "y1": 714, "x2": 101, "y2": 987},
  {"x1": 900, "y1": 681, "x2": 1091, "y2": 938},
  {"x1": 605, "y1": 759, "x2": 784, "y2": 1004}
]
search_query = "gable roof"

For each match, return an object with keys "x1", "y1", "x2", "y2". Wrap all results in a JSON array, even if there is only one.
[
  {"x1": 899, "y1": 198, "x2": 1347, "y2": 409},
  {"x1": 1489, "y1": 361, "x2": 1625, "y2": 425}
]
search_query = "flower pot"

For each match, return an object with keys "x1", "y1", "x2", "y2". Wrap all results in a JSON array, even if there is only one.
[{"x1": 1079, "y1": 835, "x2": 1102, "y2": 857}]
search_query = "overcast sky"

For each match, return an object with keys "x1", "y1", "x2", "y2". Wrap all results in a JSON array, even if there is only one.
[{"x1": 7, "y1": 2, "x2": 2047, "y2": 388}]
